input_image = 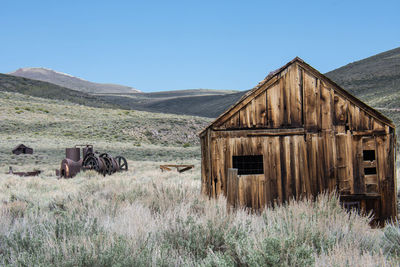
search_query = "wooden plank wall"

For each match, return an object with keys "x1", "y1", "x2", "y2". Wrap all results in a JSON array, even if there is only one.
[
  {"x1": 215, "y1": 64, "x2": 303, "y2": 130},
  {"x1": 203, "y1": 131, "x2": 396, "y2": 221},
  {"x1": 204, "y1": 133, "x2": 336, "y2": 206}
]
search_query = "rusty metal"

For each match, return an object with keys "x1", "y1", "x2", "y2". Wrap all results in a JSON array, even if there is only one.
[
  {"x1": 12, "y1": 144, "x2": 33, "y2": 155},
  {"x1": 82, "y1": 145, "x2": 93, "y2": 158},
  {"x1": 99, "y1": 153, "x2": 121, "y2": 175},
  {"x1": 60, "y1": 158, "x2": 82, "y2": 178},
  {"x1": 66, "y1": 147, "x2": 80, "y2": 161},
  {"x1": 160, "y1": 164, "x2": 194, "y2": 173},
  {"x1": 59, "y1": 145, "x2": 128, "y2": 178},
  {"x1": 7, "y1": 166, "x2": 41, "y2": 177},
  {"x1": 82, "y1": 152, "x2": 106, "y2": 175},
  {"x1": 115, "y1": 156, "x2": 128, "y2": 171},
  {"x1": 99, "y1": 153, "x2": 113, "y2": 175}
]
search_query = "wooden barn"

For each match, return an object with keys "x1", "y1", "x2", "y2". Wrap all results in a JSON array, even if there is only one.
[{"x1": 199, "y1": 57, "x2": 397, "y2": 223}]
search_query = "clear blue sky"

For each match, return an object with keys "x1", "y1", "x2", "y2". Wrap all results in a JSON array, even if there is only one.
[{"x1": 1, "y1": 0, "x2": 399, "y2": 92}]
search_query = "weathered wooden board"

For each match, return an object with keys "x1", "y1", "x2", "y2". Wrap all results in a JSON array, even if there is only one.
[
  {"x1": 336, "y1": 134, "x2": 352, "y2": 194},
  {"x1": 320, "y1": 82, "x2": 333, "y2": 130},
  {"x1": 255, "y1": 91, "x2": 267, "y2": 127},
  {"x1": 352, "y1": 136, "x2": 365, "y2": 194},
  {"x1": 226, "y1": 168, "x2": 239, "y2": 208},
  {"x1": 334, "y1": 93, "x2": 348, "y2": 128},
  {"x1": 267, "y1": 82, "x2": 283, "y2": 127},
  {"x1": 303, "y1": 71, "x2": 319, "y2": 131}
]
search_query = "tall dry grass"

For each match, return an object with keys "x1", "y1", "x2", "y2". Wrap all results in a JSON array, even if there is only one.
[{"x1": 0, "y1": 162, "x2": 399, "y2": 266}]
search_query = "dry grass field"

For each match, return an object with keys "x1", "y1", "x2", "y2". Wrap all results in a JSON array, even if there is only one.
[{"x1": 0, "y1": 92, "x2": 400, "y2": 266}]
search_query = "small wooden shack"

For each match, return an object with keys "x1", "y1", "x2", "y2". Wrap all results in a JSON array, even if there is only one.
[
  {"x1": 199, "y1": 57, "x2": 397, "y2": 223},
  {"x1": 12, "y1": 144, "x2": 33, "y2": 155}
]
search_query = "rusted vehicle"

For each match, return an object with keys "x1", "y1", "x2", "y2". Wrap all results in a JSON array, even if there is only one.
[{"x1": 59, "y1": 145, "x2": 128, "y2": 178}]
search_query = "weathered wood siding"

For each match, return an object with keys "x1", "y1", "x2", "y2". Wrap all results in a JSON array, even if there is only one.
[
  {"x1": 214, "y1": 64, "x2": 303, "y2": 130},
  {"x1": 200, "y1": 60, "x2": 397, "y2": 223},
  {"x1": 204, "y1": 130, "x2": 341, "y2": 205}
]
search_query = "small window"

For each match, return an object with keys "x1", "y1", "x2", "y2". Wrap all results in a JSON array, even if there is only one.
[
  {"x1": 232, "y1": 155, "x2": 264, "y2": 175},
  {"x1": 363, "y1": 150, "x2": 375, "y2": 161},
  {"x1": 343, "y1": 201, "x2": 360, "y2": 212},
  {"x1": 364, "y1": 167, "x2": 377, "y2": 175}
]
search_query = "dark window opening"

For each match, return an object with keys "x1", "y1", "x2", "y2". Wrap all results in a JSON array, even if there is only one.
[
  {"x1": 364, "y1": 167, "x2": 377, "y2": 175},
  {"x1": 342, "y1": 201, "x2": 360, "y2": 212},
  {"x1": 233, "y1": 155, "x2": 264, "y2": 175},
  {"x1": 363, "y1": 150, "x2": 375, "y2": 161}
]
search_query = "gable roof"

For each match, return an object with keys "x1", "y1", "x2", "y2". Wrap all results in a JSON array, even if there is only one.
[{"x1": 200, "y1": 57, "x2": 394, "y2": 136}]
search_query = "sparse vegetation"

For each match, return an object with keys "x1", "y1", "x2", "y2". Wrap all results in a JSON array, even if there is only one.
[{"x1": 0, "y1": 91, "x2": 211, "y2": 167}]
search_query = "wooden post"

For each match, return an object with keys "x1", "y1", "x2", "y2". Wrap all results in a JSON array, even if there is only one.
[{"x1": 227, "y1": 168, "x2": 239, "y2": 208}]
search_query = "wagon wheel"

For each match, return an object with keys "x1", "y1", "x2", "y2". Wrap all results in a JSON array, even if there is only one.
[
  {"x1": 82, "y1": 153, "x2": 101, "y2": 172},
  {"x1": 115, "y1": 156, "x2": 128, "y2": 171},
  {"x1": 99, "y1": 153, "x2": 114, "y2": 175}
]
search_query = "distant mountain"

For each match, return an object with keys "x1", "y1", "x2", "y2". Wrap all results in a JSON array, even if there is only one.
[
  {"x1": 9, "y1": 67, "x2": 140, "y2": 94},
  {"x1": 0, "y1": 71, "x2": 243, "y2": 117},
  {"x1": 0, "y1": 73, "x2": 116, "y2": 109},
  {"x1": 97, "y1": 90, "x2": 247, "y2": 118},
  {"x1": 325, "y1": 47, "x2": 400, "y2": 109},
  {"x1": 135, "y1": 89, "x2": 239, "y2": 98}
]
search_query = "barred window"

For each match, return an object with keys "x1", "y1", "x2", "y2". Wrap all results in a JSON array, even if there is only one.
[{"x1": 232, "y1": 155, "x2": 264, "y2": 175}]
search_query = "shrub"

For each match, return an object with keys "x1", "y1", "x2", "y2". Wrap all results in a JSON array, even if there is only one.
[
  {"x1": 0, "y1": 210, "x2": 137, "y2": 266},
  {"x1": 381, "y1": 220, "x2": 400, "y2": 258},
  {"x1": 37, "y1": 108, "x2": 49, "y2": 113}
]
